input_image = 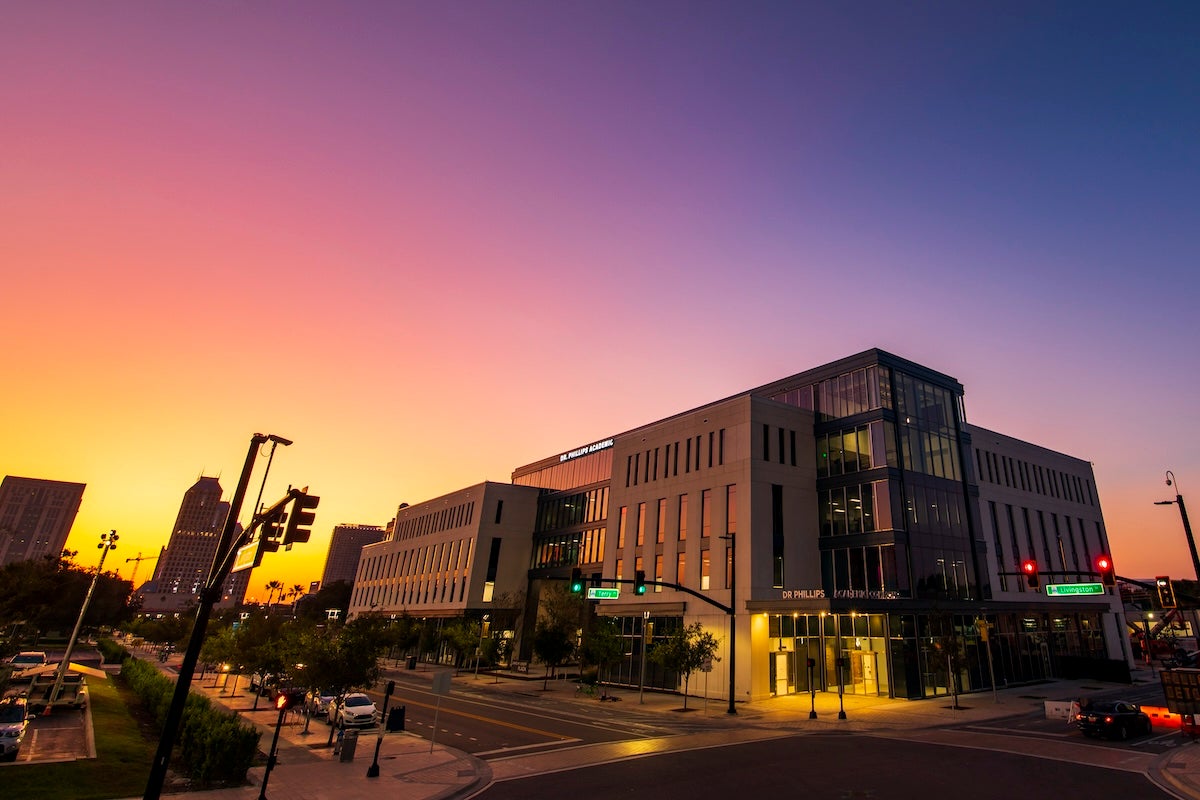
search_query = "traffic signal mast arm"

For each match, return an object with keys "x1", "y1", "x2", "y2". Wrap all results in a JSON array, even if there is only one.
[{"x1": 567, "y1": 575, "x2": 733, "y2": 615}]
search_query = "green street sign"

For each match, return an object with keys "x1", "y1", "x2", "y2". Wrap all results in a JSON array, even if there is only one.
[
  {"x1": 1045, "y1": 582, "x2": 1105, "y2": 596},
  {"x1": 587, "y1": 587, "x2": 620, "y2": 600}
]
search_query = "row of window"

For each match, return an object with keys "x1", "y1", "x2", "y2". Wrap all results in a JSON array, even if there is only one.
[
  {"x1": 987, "y1": 500, "x2": 1104, "y2": 592},
  {"x1": 531, "y1": 527, "x2": 605, "y2": 569},
  {"x1": 514, "y1": 449, "x2": 614, "y2": 492},
  {"x1": 614, "y1": 544, "x2": 731, "y2": 592},
  {"x1": 535, "y1": 487, "x2": 609, "y2": 532},
  {"x1": 761, "y1": 424, "x2": 801, "y2": 466},
  {"x1": 975, "y1": 448, "x2": 1095, "y2": 507},
  {"x1": 352, "y1": 572, "x2": 467, "y2": 609},
  {"x1": 625, "y1": 429, "x2": 728, "y2": 487},
  {"x1": 357, "y1": 537, "x2": 475, "y2": 587},
  {"x1": 394, "y1": 501, "x2": 476, "y2": 541},
  {"x1": 770, "y1": 364, "x2": 892, "y2": 421},
  {"x1": 816, "y1": 422, "x2": 890, "y2": 477},
  {"x1": 615, "y1": 486, "x2": 736, "y2": 550}
]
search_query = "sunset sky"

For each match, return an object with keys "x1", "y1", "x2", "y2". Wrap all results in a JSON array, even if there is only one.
[{"x1": 3, "y1": 2, "x2": 1197, "y2": 596}]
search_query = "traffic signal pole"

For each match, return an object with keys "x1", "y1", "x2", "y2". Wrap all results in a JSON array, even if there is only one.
[{"x1": 143, "y1": 433, "x2": 272, "y2": 800}]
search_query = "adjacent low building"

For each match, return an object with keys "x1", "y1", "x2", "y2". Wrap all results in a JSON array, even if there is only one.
[{"x1": 348, "y1": 348, "x2": 1131, "y2": 703}]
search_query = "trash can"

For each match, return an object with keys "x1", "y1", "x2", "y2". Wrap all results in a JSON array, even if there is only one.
[
  {"x1": 406, "y1": 655, "x2": 417, "y2": 670},
  {"x1": 386, "y1": 705, "x2": 406, "y2": 732},
  {"x1": 338, "y1": 729, "x2": 359, "y2": 762}
]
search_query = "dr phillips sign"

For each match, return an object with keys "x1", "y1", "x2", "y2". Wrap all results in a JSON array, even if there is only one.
[{"x1": 560, "y1": 438, "x2": 615, "y2": 462}]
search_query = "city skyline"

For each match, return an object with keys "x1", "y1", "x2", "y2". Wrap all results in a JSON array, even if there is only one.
[{"x1": 3, "y1": 3, "x2": 1197, "y2": 591}]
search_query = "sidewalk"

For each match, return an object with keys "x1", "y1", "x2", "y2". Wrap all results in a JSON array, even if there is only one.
[{"x1": 150, "y1": 660, "x2": 1200, "y2": 800}]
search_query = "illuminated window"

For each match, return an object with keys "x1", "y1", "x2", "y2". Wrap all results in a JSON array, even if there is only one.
[{"x1": 700, "y1": 549, "x2": 711, "y2": 590}]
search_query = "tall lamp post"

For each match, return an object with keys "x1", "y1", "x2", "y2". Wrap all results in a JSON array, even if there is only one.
[
  {"x1": 1156, "y1": 470, "x2": 1199, "y2": 582},
  {"x1": 49, "y1": 530, "x2": 118, "y2": 706}
]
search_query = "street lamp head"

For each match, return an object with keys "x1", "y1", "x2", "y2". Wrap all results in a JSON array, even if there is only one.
[{"x1": 1156, "y1": 500, "x2": 1176, "y2": 506}]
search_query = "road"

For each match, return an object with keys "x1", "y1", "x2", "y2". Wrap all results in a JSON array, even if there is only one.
[
  {"x1": 356, "y1": 669, "x2": 675, "y2": 757},
  {"x1": 473, "y1": 734, "x2": 1172, "y2": 800}
]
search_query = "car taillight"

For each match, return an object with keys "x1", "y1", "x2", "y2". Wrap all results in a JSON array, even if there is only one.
[{"x1": 1104, "y1": 716, "x2": 1114, "y2": 724}]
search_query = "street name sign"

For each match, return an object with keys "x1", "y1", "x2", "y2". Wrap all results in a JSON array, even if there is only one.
[
  {"x1": 1044, "y1": 582, "x2": 1104, "y2": 596},
  {"x1": 587, "y1": 587, "x2": 620, "y2": 600}
]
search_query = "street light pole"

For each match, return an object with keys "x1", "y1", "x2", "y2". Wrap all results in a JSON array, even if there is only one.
[
  {"x1": 144, "y1": 433, "x2": 280, "y2": 800},
  {"x1": 49, "y1": 530, "x2": 118, "y2": 706},
  {"x1": 1156, "y1": 470, "x2": 1199, "y2": 582}
]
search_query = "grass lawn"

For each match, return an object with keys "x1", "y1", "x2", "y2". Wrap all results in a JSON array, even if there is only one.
[{"x1": 2, "y1": 673, "x2": 156, "y2": 800}]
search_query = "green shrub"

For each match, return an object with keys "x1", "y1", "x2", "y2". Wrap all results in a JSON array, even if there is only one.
[
  {"x1": 118, "y1": 656, "x2": 260, "y2": 785},
  {"x1": 96, "y1": 638, "x2": 129, "y2": 666}
]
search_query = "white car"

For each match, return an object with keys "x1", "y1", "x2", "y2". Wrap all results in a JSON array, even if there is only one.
[
  {"x1": 330, "y1": 693, "x2": 377, "y2": 728},
  {"x1": 0, "y1": 697, "x2": 29, "y2": 761}
]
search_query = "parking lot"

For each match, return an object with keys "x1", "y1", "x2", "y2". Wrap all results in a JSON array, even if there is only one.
[{"x1": 0, "y1": 705, "x2": 92, "y2": 765}]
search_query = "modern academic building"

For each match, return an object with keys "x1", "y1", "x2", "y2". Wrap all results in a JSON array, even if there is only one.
[{"x1": 349, "y1": 349, "x2": 1131, "y2": 703}]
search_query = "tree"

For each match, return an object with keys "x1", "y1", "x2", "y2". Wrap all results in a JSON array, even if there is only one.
[
  {"x1": 532, "y1": 619, "x2": 575, "y2": 690},
  {"x1": 0, "y1": 551, "x2": 134, "y2": 639},
  {"x1": 440, "y1": 619, "x2": 481, "y2": 674},
  {"x1": 580, "y1": 616, "x2": 624, "y2": 698},
  {"x1": 263, "y1": 580, "x2": 284, "y2": 610},
  {"x1": 294, "y1": 580, "x2": 352, "y2": 623},
  {"x1": 288, "y1": 584, "x2": 306, "y2": 615},
  {"x1": 648, "y1": 622, "x2": 720, "y2": 710}
]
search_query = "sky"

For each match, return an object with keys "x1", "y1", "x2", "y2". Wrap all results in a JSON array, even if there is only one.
[{"x1": 3, "y1": 1, "x2": 1197, "y2": 596}]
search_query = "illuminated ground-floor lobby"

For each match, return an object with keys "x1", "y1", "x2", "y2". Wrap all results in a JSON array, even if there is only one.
[{"x1": 752, "y1": 608, "x2": 1114, "y2": 700}]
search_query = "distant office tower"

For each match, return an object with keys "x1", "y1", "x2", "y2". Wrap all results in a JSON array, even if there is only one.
[
  {"x1": 321, "y1": 524, "x2": 387, "y2": 587},
  {"x1": 0, "y1": 476, "x2": 86, "y2": 566},
  {"x1": 138, "y1": 476, "x2": 249, "y2": 614}
]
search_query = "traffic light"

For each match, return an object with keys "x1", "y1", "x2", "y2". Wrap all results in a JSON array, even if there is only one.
[
  {"x1": 569, "y1": 568, "x2": 584, "y2": 594},
  {"x1": 1157, "y1": 576, "x2": 1177, "y2": 608},
  {"x1": 283, "y1": 491, "x2": 319, "y2": 548},
  {"x1": 1021, "y1": 559, "x2": 1039, "y2": 589},
  {"x1": 261, "y1": 508, "x2": 286, "y2": 553},
  {"x1": 1096, "y1": 554, "x2": 1115, "y2": 587},
  {"x1": 272, "y1": 689, "x2": 303, "y2": 710},
  {"x1": 634, "y1": 570, "x2": 647, "y2": 595}
]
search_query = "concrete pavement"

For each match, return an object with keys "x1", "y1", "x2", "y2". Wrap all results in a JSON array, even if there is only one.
[{"x1": 141, "y1": 660, "x2": 1200, "y2": 800}]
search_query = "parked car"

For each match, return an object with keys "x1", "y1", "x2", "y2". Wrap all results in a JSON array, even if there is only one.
[
  {"x1": 330, "y1": 693, "x2": 378, "y2": 728},
  {"x1": 305, "y1": 690, "x2": 335, "y2": 719},
  {"x1": 5, "y1": 652, "x2": 51, "y2": 682},
  {"x1": 0, "y1": 696, "x2": 30, "y2": 761},
  {"x1": 1075, "y1": 700, "x2": 1152, "y2": 740}
]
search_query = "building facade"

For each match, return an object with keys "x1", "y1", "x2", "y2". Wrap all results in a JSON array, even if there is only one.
[
  {"x1": 351, "y1": 349, "x2": 1130, "y2": 703},
  {"x1": 321, "y1": 524, "x2": 388, "y2": 587},
  {"x1": 0, "y1": 476, "x2": 86, "y2": 566},
  {"x1": 137, "y1": 476, "x2": 249, "y2": 614}
]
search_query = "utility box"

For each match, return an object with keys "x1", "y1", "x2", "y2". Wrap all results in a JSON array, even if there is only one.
[
  {"x1": 406, "y1": 655, "x2": 417, "y2": 670},
  {"x1": 386, "y1": 705, "x2": 406, "y2": 732},
  {"x1": 338, "y1": 729, "x2": 358, "y2": 762}
]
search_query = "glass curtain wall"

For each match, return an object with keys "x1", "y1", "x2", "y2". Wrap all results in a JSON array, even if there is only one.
[{"x1": 765, "y1": 613, "x2": 890, "y2": 697}]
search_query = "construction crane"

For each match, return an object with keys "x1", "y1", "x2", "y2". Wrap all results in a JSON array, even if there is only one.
[{"x1": 125, "y1": 552, "x2": 159, "y2": 586}]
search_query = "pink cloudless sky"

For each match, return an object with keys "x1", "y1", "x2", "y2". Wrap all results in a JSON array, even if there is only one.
[{"x1": 2, "y1": 2, "x2": 1197, "y2": 593}]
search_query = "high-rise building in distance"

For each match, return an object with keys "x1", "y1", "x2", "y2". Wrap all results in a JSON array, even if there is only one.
[{"x1": 0, "y1": 476, "x2": 86, "y2": 566}]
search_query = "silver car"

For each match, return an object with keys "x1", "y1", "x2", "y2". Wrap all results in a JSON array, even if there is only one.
[
  {"x1": 330, "y1": 692, "x2": 377, "y2": 728},
  {"x1": 0, "y1": 697, "x2": 29, "y2": 761}
]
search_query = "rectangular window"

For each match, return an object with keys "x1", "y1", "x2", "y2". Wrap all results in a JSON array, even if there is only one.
[
  {"x1": 726, "y1": 484, "x2": 737, "y2": 536},
  {"x1": 771, "y1": 484, "x2": 783, "y2": 587},
  {"x1": 494, "y1": 500, "x2": 504, "y2": 524},
  {"x1": 762, "y1": 424, "x2": 770, "y2": 461},
  {"x1": 778, "y1": 427, "x2": 785, "y2": 464},
  {"x1": 701, "y1": 549, "x2": 711, "y2": 590},
  {"x1": 654, "y1": 554, "x2": 663, "y2": 593},
  {"x1": 678, "y1": 494, "x2": 688, "y2": 541},
  {"x1": 615, "y1": 558, "x2": 623, "y2": 582},
  {"x1": 701, "y1": 489, "x2": 712, "y2": 538},
  {"x1": 674, "y1": 442, "x2": 680, "y2": 476},
  {"x1": 617, "y1": 507, "x2": 627, "y2": 549},
  {"x1": 686, "y1": 438, "x2": 692, "y2": 473},
  {"x1": 695, "y1": 436, "x2": 701, "y2": 471},
  {"x1": 656, "y1": 498, "x2": 666, "y2": 543},
  {"x1": 790, "y1": 430, "x2": 797, "y2": 467},
  {"x1": 719, "y1": 429, "x2": 725, "y2": 465},
  {"x1": 676, "y1": 551, "x2": 686, "y2": 586},
  {"x1": 708, "y1": 431, "x2": 714, "y2": 468},
  {"x1": 636, "y1": 502, "x2": 646, "y2": 546},
  {"x1": 633, "y1": 453, "x2": 640, "y2": 486}
]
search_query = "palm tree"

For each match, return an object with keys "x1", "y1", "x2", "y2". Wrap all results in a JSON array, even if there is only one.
[
  {"x1": 289, "y1": 584, "x2": 306, "y2": 615},
  {"x1": 264, "y1": 580, "x2": 284, "y2": 610}
]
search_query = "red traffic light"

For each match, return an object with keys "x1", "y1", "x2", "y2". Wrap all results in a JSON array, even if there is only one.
[
  {"x1": 1096, "y1": 554, "x2": 1115, "y2": 586},
  {"x1": 1021, "y1": 559, "x2": 1039, "y2": 589}
]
